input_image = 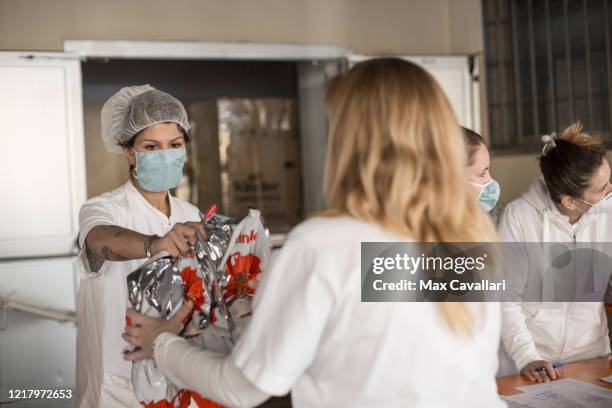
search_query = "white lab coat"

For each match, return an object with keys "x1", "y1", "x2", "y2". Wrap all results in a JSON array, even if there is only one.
[
  {"x1": 498, "y1": 177, "x2": 611, "y2": 375},
  {"x1": 74, "y1": 180, "x2": 201, "y2": 407}
]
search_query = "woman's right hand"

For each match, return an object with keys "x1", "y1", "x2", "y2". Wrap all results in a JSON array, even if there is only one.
[
  {"x1": 520, "y1": 360, "x2": 558, "y2": 383},
  {"x1": 150, "y1": 222, "x2": 207, "y2": 258}
]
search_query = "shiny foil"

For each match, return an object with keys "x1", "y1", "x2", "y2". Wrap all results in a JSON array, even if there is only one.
[{"x1": 125, "y1": 210, "x2": 270, "y2": 407}]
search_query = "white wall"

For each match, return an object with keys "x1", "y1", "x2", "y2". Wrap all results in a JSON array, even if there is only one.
[
  {"x1": 0, "y1": 0, "x2": 451, "y2": 54},
  {"x1": 0, "y1": 0, "x2": 546, "y2": 204}
]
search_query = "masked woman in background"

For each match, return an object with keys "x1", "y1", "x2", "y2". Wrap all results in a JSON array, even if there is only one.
[
  {"x1": 498, "y1": 123, "x2": 612, "y2": 381},
  {"x1": 122, "y1": 58, "x2": 506, "y2": 408},
  {"x1": 75, "y1": 85, "x2": 205, "y2": 407},
  {"x1": 463, "y1": 128, "x2": 502, "y2": 221}
]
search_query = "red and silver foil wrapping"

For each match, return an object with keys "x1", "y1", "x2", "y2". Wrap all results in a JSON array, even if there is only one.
[{"x1": 125, "y1": 209, "x2": 272, "y2": 407}]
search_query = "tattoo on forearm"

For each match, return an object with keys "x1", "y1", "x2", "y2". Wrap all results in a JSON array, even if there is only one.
[
  {"x1": 101, "y1": 246, "x2": 130, "y2": 261},
  {"x1": 85, "y1": 242, "x2": 104, "y2": 273},
  {"x1": 87, "y1": 226, "x2": 132, "y2": 264},
  {"x1": 95, "y1": 225, "x2": 114, "y2": 234}
]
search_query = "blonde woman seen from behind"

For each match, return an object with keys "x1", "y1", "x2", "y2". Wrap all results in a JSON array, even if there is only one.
[{"x1": 122, "y1": 58, "x2": 505, "y2": 408}]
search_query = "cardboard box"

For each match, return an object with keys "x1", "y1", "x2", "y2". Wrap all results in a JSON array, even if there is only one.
[{"x1": 188, "y1": 98, "x2": 303, "y2": 232}]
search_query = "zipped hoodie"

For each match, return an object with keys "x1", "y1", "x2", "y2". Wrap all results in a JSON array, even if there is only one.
[{"x1": 498, "y1": 176, "x2": 610, "y2": 373}]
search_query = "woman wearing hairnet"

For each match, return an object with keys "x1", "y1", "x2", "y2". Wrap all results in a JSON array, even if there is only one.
[{"x1": 75, "y1": 85, "x2": 204, "y2": 407}]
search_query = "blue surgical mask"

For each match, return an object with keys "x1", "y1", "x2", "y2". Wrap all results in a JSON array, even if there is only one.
[
  {"x1": 133, "y1": 148, "x2": 186, "y2": 192},
  {"x1": 470, "y1": 179, "x2": 500, "y2": 212}
]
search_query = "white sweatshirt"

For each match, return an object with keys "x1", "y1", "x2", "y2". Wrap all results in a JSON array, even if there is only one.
[
  {"x1": 155, "y1": 216, "x2": 506, "y2": 407},
  {"x1": 498, "y1": 177, "x2": 611, "y2": 374}
]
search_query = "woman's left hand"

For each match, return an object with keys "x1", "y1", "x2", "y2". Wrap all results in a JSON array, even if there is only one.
[{"x1": 122, "y1": 301, "x2": 193, "y2": 361}]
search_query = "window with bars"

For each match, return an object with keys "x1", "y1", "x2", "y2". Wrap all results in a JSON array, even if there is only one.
[{"x1": 482, "y1": 0, "x2": 612, "y2": 152}]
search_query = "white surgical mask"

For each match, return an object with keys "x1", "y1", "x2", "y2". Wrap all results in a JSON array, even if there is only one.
[{"x1": 574, "y1": 192, "x2": 612, "y2": 214}]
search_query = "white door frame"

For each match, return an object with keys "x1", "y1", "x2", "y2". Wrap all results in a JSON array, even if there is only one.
[{"x1": 64, "y1": 40, "x2": 352, "y2": 61}]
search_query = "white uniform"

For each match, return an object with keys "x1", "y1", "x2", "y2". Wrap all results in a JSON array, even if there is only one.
[
  {"x1": 75, "y1": 179, "x2": 200, "y2": 407},
  {"x1": 498, "y1": 177, "x2": 611, "y2": 374},
  {"x1": 154, "y1": 216, "x2": 506, "y2": 408}
]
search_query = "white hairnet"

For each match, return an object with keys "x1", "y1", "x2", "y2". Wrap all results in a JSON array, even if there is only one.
[{"x1": 101, "y1": 84, "x2": 191, "y2": 154}]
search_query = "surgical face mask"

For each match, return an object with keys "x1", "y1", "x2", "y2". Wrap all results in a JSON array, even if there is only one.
[
  {"x1": 470, "y1": 179, "x2": 500, "y2": 212},
  {"x1": 574, "y1": 192, "x2": 612, "y2": 214},
  {"x1": 133, "y1": 148, "x2": 186, "y2": 192}
]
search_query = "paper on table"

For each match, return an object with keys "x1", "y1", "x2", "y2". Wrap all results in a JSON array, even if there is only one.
[
  {"x1": 517, "y1": 378, "x2": 612, "y2": 397},
  {"x1": 601, "y1": 375, "x2": 612, "y2": 384},
  {"x1": 503, "y1": 396, "x2": 538, "y2": 408},
  {"x1": 503, "y1": 378, "x2": 612, "y2": 408},
  {"x1": 504, "y1": 389, "x2": 594, "y2": 408}
]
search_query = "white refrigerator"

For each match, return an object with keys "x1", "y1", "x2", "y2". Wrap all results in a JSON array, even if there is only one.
[{"x1": 0, "y1": 52, "x2": 85, "y2": 405}]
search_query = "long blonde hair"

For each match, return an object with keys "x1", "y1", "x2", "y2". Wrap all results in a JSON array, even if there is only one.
[{"x1": 322, "y1": 58, "x2": 497, "y2": 334}]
